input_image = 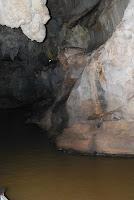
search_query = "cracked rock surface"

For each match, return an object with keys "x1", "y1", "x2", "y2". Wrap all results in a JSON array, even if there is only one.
[
  {"x1": 0, "y1": 0, "x2": 134, "y2": 156},
  {"x1": 55, "y1": 0, "x2": 134, "y2": 155}
]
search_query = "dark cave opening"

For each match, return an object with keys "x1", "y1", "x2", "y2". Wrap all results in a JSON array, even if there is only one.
[{"x1": 0, "y1": 107, "x2": 50, "y2": 146}]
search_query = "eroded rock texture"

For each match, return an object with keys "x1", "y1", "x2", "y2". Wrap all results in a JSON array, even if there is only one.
[
  {"x1": 0, "y1": 0, "x2": 50, "y2": 42},
  {"x1": 55, "y1": 0, "x2": 134, "y2": 155},
  {"x1": 0, "y1": 26, "x2": 54, "y2": 108},
  {"x1": 59, "y1": 0, "x2": 129, "y2": 50},
  {"x1": 46, "y1": 0, "x2": 129, "y2": 58},
  {"x1": 0, "y1": 0, "x2": 103, "y2": 108},
  {"x1": 0, "y1": 0, "x2": 133, "y2": 156}
]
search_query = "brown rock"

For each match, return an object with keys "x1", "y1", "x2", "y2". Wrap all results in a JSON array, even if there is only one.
[
  {"x1": 56, "y1": 121, "x2": 134, "y2": 156},
  {"x1": 56, "y1": 1, "x2": 134, "y2": 156},
  {"x1": 96, "y1": 121, "x2": 134, "y2": 155},
  {"x1": 56, "y1": 123, "x2": 96, "y2": 153}
]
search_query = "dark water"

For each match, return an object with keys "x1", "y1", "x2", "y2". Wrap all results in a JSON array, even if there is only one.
[{"x1": 0, "y1": 109, "x2": 134, "y2": 200}]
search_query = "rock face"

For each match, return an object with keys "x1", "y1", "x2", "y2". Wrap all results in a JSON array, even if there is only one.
[
  {"x1": 47, "y1": 0, "x2": 100, "y2": 22},
  {"x1": 0, "y1": 25, "x2": 52, "y2": 108},
  {"x1": 46, "y1": 0, "x2": 129, "y2": 58},
  {"x1": 35, "y1": 48, "x2": 87, "y2": 134},
  {"x1": 46, "y1": 0, "x2": 101, "y2": 58},
  {"x1": 0, "y1": 0, "x2": 134, "y2": 156},
  {"x1": 0, "y1": 59, "x2": 61, "y2": 108},
  {"x1": 55, "y1": 0, "x2": 134, "y2": 155},
  {"x1": 59, "y1": 0, "x2": 129, "y2": 50},
  {"x1": 0, "y1": 0, "x2": 50, "y2": 42}
]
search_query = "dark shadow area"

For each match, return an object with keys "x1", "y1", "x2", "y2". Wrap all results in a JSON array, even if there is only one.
[{"x1": 0, "y1": 107, "x2": 53, "y2": 152}]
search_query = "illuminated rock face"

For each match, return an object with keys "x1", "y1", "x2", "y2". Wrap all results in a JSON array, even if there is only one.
[
  {"x1": 55, "y1": 0, "x2": 134, "y2": 155},
  {"x1": 0, "y1": 0, "x2": 50, "y2": 42}
]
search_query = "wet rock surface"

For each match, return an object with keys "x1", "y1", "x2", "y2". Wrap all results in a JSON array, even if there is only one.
[
  {"x1": 0, "y1": 0, "x2": 101, "y2": 108},
  {"x1": 0, "y1": 0, "x2": 133, "y2": 156},
  {"x1": 57, "y1": 0, "x2": 129, "y2": 51},
  {"x1": 35, "y1": 48, "x2": 87, "y2": 135},
  {"x1": 0, "y1": 25, "x2": 62, "y2": 108},
  {"x1": 55, "y1": 0, "x2": 134, "y2": 155},
  {"x1": 0, "y1": 57, "x2": 65, "y2": 108}
]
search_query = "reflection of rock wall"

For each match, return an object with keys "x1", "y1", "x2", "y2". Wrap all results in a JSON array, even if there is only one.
[
  {"x1": 56, "y1": 0, "x2": 134, "y2": 155},
  {"x1": 0, "y1": 0, "x2": 50, "y2": 42}
]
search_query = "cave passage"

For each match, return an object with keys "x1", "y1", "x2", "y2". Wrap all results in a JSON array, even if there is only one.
[
  {"x1": 0, "y1": 109, "x2": 134, "y2": 200},
  {"x1": 0, "y1": 0, "x2": 134, "y2": 199}
]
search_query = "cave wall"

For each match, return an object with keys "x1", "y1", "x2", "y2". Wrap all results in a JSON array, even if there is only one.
[
  {"x1": 59, "y1": 0, "x2": 129, "y2": 50},
  {"x1": 0, "y1": 26, "x2": 53, "y2": 108},
  {"x1": 0, "y1": 0, "x2": 104, "y2": 108},
  {"x1": 46, "y1": 0, "x2": 129, "y2": 57},
  {"x1": 28, "y1": 0, "x2": 134, "y2": 156},
  {"x1": 0, "y1": 0, "x2": 134, "y2": 156},
  {"x1": 55, "y1": 0, "x2": 134, "y2": 155}
]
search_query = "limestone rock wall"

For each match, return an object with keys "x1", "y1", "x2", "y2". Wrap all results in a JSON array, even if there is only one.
[
  {"x1": 60, "y1": 0, "x2": 129, "y2": 50},
  {"x1": 0, "y1": 0, "x2": 50, "y2": 42},
  {"x1": 47, "y1": 0, "x2": 100, "y2": 22},
  {"x1": 0, "y1": 0, "x2": 134, "y2": 156},
  {"x1": 56, "y1": 0, "x2": 134, "y2": 155}
]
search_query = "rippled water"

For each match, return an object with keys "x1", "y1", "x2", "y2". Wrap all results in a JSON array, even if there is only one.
[{"x1": 0, "y1": 109, "x2": 134, "y2": 200}]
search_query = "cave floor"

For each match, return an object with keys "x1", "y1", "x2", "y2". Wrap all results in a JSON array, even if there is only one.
[{"x1": 0, "y1": 109, "x2": 134, "y2": 200}]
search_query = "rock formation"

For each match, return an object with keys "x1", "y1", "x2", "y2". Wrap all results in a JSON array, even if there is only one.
[
  {"x1": 0, "y1": 0, "x2": 134, "y2": 156},
  {"x1": 0, "y1": 0, "x2": 50, "y2": 42},
  {"x1": 55, "y1": 0, "x2": 134, "y2": 155}
]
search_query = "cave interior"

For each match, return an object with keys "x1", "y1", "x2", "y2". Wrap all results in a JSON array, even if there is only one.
[{"x1": 0, "y1": 0, "x2": 133, "y2": 156}]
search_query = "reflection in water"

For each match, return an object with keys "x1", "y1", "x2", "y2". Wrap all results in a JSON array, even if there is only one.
[{"x1": 0, "y1": 109, "x2": 134, "y2": 200}]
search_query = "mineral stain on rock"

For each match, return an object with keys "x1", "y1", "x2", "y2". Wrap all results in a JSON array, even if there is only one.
[{"x1": 0, "y1": 0, "x2": 133, "y2": 156}]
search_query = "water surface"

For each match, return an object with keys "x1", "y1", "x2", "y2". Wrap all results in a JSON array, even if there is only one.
[{"x1": 0, "y1": 109, "x2": 134, "y2": 200}]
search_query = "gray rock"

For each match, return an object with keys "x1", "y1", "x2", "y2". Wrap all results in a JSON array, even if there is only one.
[{"x1": 55, "y1": 0, "x2": 134, "y2": 155}]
